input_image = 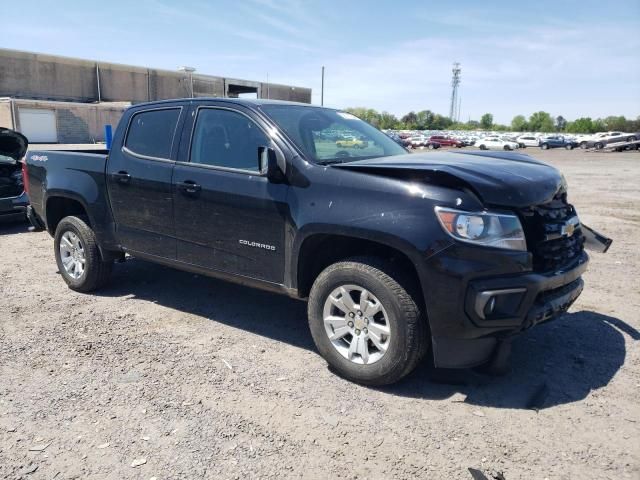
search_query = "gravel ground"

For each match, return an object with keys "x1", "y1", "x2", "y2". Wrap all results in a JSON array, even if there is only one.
[{"x1": 1, "y1": 148, "x2": 639, "y2": 479}]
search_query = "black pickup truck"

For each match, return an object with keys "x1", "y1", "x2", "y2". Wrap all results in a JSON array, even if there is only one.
[{"x1": 24, "y1": 98, "x2": 611, "y2": 385}]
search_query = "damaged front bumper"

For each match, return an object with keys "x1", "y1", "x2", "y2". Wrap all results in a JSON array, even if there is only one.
[{"x1": 424, "y1": 225, "x2": 611, "y2": 369}]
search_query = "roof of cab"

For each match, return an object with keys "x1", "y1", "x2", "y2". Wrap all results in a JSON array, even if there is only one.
[{"x1": 127, "y1": 97, "x2": 326, "y2": 110}]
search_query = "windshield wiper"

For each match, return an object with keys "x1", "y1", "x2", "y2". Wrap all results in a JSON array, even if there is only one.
[{"x1": 317, "y1": 159, "x2": 349, "y2": 165}]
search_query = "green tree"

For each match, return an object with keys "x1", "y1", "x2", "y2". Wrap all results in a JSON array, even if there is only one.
[
  {"x1": 603, "y1": 115, "x2": 627, "y2": 131},
  {"x1": 566, "y1": 117, "x2": 594, "y2": 133},
  {"x1": 415, "y1": 110, "x2": 435, "y2": 129},
  {"x1": 378, "y1": 111, "x2": 400, "y2": 129},
  {"x1": 528, "y1": 111, "x2": 555, "y2": 132},
  {"x1": 480, "y1": 113, "x2": 493, "y2": 130},
  {"x1": 432, "y1": 114, "x2": 453, "y2": 130},
  {"x1": 511, "y1": 115, "x2": 528, "y2": 132},
  {"x1": 555, "y1": 115, "x2": 567, "y2": 131},
  {"x1": 400, "y1": 111, "x2": 418, "y2": 129}
]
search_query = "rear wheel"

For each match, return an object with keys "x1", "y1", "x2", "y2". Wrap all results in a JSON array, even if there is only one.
[
  {"x1": 54, "y1": 216, "x2": 113, "y2": 292},
  {"x1": 503, "y1": 145, "x2": 511, "y2": 151},
  {"x1": 628, "y1": 136, "x2": 637, "y2": 142},
  {"x1": 308, "y1": 257, "x2": 427, "y2": 386}
]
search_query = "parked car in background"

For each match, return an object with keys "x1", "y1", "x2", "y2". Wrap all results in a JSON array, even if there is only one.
[
  {"x1": 539, "y1": 135, "x2": 578, "y2": 150},
  {"x1": 336, "y1": 135, "x2": 368, "y2": 149},
  {"x1": 429, "y1": 135, "x2": 463, "y2": 148},
  {"x1": 516, "y1": 135, "x2": 540, "y2": 148},
  {"x1": 0, "y1": 128, "x2": 29, "y2": 222},
  {"x1": 584, "y1": 131, "x2": 638, "y2": 149},
  {"x1": 476, "y1": 136, "x2": 520, "y2": 151},
  {"x1": 385, "y1": 132, "x2": 411, "y2": 149}
]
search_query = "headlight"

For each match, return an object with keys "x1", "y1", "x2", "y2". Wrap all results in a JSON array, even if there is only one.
[{"x1": 434, "y1": 207, "x2": 527, "y2": 251}]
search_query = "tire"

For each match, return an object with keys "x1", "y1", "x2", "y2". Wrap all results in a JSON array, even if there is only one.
[
  {"x1": 580, "y1": 142, "x2": 587, "y2": 149},
  {"x1": 307, "y1": 257, "x2": 428, "y2": 386},
  {"x1": 595, "y1": 142, "x2": 604, "y2": 150},
  {"x1": 427, "y1": 143, "x2": 435, "y2": 150},
  {"x1": 54, "y1": 215, "x2": 113, "y2": 292},
  {"x1": 479, "y1": 144, "x2": 487, "y2": 150},
  {"x1": 503, "y1": 145, "x2": 511, "y2": 151},
  {"x1": 541, "y1": 143, "x2": 549, "y2": 150},
  {"x1": 628, "y1": 136, "x2": 637, "y2": 142},
  {"x1": 565, "y1": 144, "x2": 574, "y2": 150}
]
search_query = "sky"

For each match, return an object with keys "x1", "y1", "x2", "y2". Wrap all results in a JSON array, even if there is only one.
[{"x1": 1, "y1": 0, "x2": 639, "y2": 124}]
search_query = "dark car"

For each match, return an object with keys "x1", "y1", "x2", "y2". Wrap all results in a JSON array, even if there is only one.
[
  {"x1": 539, "y1": 135, "x2": 579, "y2": 150},
  {"x1": 25, "y1": 98, "x2": 611, "y2": 386},
  {"x1": 0, "y1": 128, "x2": 29, "y2": 222}
]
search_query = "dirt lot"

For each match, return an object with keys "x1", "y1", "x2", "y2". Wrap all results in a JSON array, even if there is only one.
[{"x1": 1, "y1": 148, "x2": 639, "y2": 479}]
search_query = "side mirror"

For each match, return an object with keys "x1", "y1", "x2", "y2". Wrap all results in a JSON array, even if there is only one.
[{"x1": 259, "y1": 146, "x2": 286, "y2": 183}]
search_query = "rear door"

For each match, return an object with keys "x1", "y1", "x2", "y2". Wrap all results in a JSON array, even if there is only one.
[
  {"x1": 106, "y1": 104, "x2": 185, "y2": 258},
  {"x1": 172, "y1": 103, "x2": 289, "y2": 283}
]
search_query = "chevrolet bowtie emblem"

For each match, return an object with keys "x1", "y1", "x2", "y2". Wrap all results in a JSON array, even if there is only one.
[{"x1": 561, "y1": 217, "x2": 580, "y2": 238}]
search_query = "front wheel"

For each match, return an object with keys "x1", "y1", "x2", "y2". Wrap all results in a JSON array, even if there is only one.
[
  {"x1": 503, "y1": 145, "x2": 511, "y2": 151},
  {"x1": 541, "y1": 143, "x2": 549, "y2": 150},
  {"x1": 308, "y1": 257, "x2": 427, "y2": 386},
  {"x1": 54, "y1": 216, "x2": 113, "y2": 292},
  {"x1": 565, "y1": 144, "x2": 574, "y2": 150},
  {"x1": 595, "y1": 142, "x2": 604, "y2": 150},
  {"x1": 479, "y1": 144, "x2": 487, "y2": 150}
]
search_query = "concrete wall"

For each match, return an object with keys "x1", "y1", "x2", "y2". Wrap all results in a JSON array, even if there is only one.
[
  {"x1": 0, "y1": 48, "x2": 312, "y2": 104},
  {"x1": 0, "y1": 99, "x2": 129, "y2": 143}
]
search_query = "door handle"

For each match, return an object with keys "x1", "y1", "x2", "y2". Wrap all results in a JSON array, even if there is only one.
[
  {"x1": 177, "y1": 180, "x2": 201, "y2": 194},
  {"x1": 113, "y1": 171, "x2": 131, "y2": 184}
]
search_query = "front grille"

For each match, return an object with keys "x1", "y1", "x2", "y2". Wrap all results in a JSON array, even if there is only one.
[{"x1": 519, "y1": 192, "x2": 585, "y2": 272}]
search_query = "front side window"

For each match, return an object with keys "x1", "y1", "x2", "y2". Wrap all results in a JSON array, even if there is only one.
[
  {"x1": 260, "y1": 105, "x2": 406, "y2": 164},
  {"x1": 190, "y1": 108, "x2": 267, "y2": 171},
  {"x1": 125, "y1": 108, "x2": 181, "y2": 159}
]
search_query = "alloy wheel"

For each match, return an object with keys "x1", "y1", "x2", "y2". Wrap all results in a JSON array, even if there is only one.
[
  {"x1": 322, "y1": 284, "x2": 391, "y2": 365},
  {"x1": 59, "y1": 231, "x2": 86, "y2": 279}
]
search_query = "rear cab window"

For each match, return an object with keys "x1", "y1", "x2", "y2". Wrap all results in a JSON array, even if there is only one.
[{"x1": 124, "y1": 108, "x2": 181, "y2": 159}]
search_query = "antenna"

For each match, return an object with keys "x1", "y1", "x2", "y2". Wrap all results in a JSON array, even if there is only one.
[{"x1": 449, "y1": 62, "x2": 461, "y2": 121}]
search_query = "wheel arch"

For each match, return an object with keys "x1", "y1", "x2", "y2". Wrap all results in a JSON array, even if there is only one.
[
  {"x1": 293, "y1": 231, "x2": 426, "y2": 306},
  {"x1": 45, "y1": 193, "x2": 92, "y2": 235}
]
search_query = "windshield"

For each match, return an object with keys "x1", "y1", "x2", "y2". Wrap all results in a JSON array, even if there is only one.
[{"x1": 259, "y1": 105, "x2": 407, "y2": 164}]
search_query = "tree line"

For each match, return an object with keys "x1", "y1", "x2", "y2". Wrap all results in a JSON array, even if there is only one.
[{"x1": 344, "y1": 107, "x2": 640, "y2": 133}]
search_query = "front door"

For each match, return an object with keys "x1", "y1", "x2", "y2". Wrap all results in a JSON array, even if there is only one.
[
  {"x1": 106, "y1": 106, "x2": 183, "y2": 258},
  {"x1": 172, "y1": 105, "x2": 288, "y2": 284}
]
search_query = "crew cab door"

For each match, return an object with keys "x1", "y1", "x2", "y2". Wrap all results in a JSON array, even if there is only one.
[
  {"x1": 172, "y1": 104, "x2": 288, "y2": 284},
  {"x1": 106, "y1": 105, "x2": 184, "y2": 258}
]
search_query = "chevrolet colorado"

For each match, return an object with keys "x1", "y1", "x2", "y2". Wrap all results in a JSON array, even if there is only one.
[{"x1": 24, "y1": 99, "x2": 611, "y2": 385}]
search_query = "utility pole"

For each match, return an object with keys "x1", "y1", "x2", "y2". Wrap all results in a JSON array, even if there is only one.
[
  {"x1": 321, "y1": 66, "x2": 325, "y2": 106},
  {"x1": 449, "y1": 62, "x2": 461, "y2": 122}
]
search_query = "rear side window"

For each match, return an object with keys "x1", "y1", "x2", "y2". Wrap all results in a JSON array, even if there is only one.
[{"x1": 125, "y1": 108, "x2": 181, "y2": 159}]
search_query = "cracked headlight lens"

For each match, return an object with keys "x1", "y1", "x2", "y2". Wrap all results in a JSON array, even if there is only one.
[{"x1": 435, "y1": 206, "x2": 527, "y2": 251}]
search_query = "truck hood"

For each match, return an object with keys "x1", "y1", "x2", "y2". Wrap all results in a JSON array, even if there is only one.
[
  {"x1": 0, "y1": 128, "x2": 28, "y2": 163},
  {"x1": 332, "y1": 150, "x2": 565, "y2": 208}
]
